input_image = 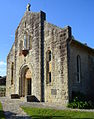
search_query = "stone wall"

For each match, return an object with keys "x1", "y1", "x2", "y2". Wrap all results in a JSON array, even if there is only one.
[
  {"x1": 6, "y1": 11, "x2": 46, "y2": 101},
  {"x1": 68, "y1": 41, "x2": 94, "y2": 100},
  {"x1": 44, "y1": 22, "x2": 71, "y2": 105},
  {"x1": 6, "y1": 43, "x2": 15, "y2": 97},
  {"x1": 6, "y1": 9, "x2": 72, "y2": 105},
  {"x1": 7, "y1": 8, "x2": 94, "y2": 105}
]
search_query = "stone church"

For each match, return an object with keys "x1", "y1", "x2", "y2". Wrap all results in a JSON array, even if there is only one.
[{"x1": 6, "y1": 4, "x2": 94, "y2": 105}]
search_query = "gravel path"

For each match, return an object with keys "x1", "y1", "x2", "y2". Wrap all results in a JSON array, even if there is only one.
[
  {"x1": 1, "y1": 97, "x2": 94, "y2": 119},
  {"x1": 0, "y1": 97, "x2": 31, "y2": 119}
]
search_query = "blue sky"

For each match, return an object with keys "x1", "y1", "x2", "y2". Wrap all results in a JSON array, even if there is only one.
[{"x1": 0, "y1": 0, "x2": 94, "y2": 76}]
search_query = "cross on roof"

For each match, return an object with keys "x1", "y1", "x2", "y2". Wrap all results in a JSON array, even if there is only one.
[{"x1": 26, "y1": 3, "x2": 31, "y2": 11}]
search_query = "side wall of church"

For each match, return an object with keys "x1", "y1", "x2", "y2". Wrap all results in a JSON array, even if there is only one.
[
  {"x1": 44, "y1": 22, "x2": 71, "y2": 105},
  {"x1": 68, "y1": 42, "x2": 94, "y2": 100},
  {"x1": 6, "y1": 43, "x2": 16, "y2": 97}
]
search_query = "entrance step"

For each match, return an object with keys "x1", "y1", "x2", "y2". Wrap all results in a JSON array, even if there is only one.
[
  {"x1": 11, "y1": 94, "x2": 20, "y2": 99},
  {"x1": 27, "y1": 95, "x2": 39, "y2": 102}
]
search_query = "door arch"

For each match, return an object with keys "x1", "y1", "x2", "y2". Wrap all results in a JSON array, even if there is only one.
[
  {"x1": 25, "y1": 68, "x2": 32, "y2": 96},
  {"x1": 19, "y1": 65, "x2": 32, "y2": 97}
]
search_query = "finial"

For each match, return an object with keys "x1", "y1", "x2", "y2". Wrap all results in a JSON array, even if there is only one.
[{"x1": 26, "y1": 3, "x2": 31, "y2": 11}]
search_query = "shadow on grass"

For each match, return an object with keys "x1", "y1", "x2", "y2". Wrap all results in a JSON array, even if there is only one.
[
  {"x1": 29, "y1": 115, "x2": 92, "y2": 119},
  {"x1": 30, "y1": 115, "x2": 70, "y2": 119},
  {"x1": 1, "y1": 111, "x2": 93, "y2": 119},
  {"x1": 0, "y1": 110, "x2": 5, "y2": 119},
  {"x1": 1, "y1": 110, "x2": 31, "y2": 119}
]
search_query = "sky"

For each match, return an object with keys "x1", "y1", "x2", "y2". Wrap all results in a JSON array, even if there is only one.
[{"x1": 0, "y1": 0, "x2": 94, "y2": 76}]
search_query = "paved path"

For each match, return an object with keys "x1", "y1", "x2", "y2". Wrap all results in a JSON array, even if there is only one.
[
  {"x1": 0, "y1": 98, "x2": 31, "y2": 119},
  {"x1": 1, "y1": 97, "x2": 94, "y2": 119},
  {"x1": 20, "y1": 101, "x2": 66, "y2": 110}
]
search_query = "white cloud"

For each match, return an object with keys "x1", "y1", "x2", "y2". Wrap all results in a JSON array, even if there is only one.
[
  {"x1": 0, "y1": 69, "x2": 6, "y2": 76},
  {"x1": 0, "y1": 61, "x2": 6, "y2": 76},
  {"x1": 0, "y1": 61, "x2": 6, "y2": 66}
]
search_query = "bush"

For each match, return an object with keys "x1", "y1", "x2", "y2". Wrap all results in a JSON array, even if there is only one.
[{"x1": 67, "y1": 92, "x2": 94, "y2": 109}]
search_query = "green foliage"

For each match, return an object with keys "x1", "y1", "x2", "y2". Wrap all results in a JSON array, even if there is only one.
[
  {"x1": 22, "y1": 107, "x2": 94, "y2": 119},
  {"x1": 0, "y1": 102, "x2": 5, "y2": 119},
  {"x1": 67, "y1": 92, "x2": 94, "y2": 109}
]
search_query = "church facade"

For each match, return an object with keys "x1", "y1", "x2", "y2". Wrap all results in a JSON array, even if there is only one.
[{"x1": 6, "y1": 4, "x2": 94, "y2": 105}]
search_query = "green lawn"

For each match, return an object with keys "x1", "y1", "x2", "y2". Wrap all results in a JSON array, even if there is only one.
[
  {"x1": 22, "y1": 107, "x2": 94, "y2": 119},
  {"x1": 0, "y1": 102, "x2": 5, "y2": 119}
]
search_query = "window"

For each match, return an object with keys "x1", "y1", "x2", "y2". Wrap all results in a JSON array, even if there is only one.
[
  {"x1": 29, "y1": 35, "x2": 32, "y2": 50},
  {"x1": 77, "y1": 55, "x2": 81, "y2": 83},
  {"x1": 24, "y1": 35, "x2": 32, "y2": 50},
  {"x1": 26, "y1": 35, "x2": 29, "y2": 49},
  {"x1": 24, "y1": 35, "x2": 27, "y2": 49},
  {"x1": 47, "y1": 50, "x2": 52, "y2": 84},
  {"x1": 49, "y1": 72, "x2": 51, "y2": 83},
  {"x1": 27, "y1": 35, "x2": 32, "y2": 50},
  {"x1": 19, "y1": 40, "x2": 23, "y2": 53},
  {"x1": 11, "y1": 62, "x2": 14, "y2": 85},
  {"x1": 49, "y1": 51, "x2": 51, "y2": 61},
  {"x1": 25, "y1": 22, "x2": 26, "y2": 28}
]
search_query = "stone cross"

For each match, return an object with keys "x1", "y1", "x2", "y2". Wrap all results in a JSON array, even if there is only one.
[{"x1": 26, "y1": 3, "x2": 31, "y2": 11}]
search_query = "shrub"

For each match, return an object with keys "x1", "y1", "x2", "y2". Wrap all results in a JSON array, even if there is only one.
[{"x1": 67, "y1": 92, "x2": 94, "y2": 109}]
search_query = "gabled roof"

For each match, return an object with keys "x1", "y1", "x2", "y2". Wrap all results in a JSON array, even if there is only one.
[{"x1": 70, "y1": 38, "x2": 94, "y2": 53}]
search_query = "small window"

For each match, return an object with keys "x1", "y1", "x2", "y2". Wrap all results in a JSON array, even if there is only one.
[
  {"x1": 24, "y1": 35, "x2": 27, "y2": 49},
  {"x1": 49, "y1": 72, "x2": 51, "y2": 83},
  {"x1": 25, "y1": 22, "x2": 26, "y2": 28},
  {"x1": 29, "y1": 35, "x2": 32, "y2": 50},
  {"x1": 11, "y1": 62, "x2": 14, "y2": 85},
  {"x1": 49, "y1": 51, "x2": 51, "y2": 62},
  {"x1": 46, "y1": 50, "x2": 52, "y2": 84},
  {"x1": 28, "y1": 35, "x2": 32, "y2": 50},
  {"x1": 24, "y1": 35, "x2": 32, "y2": 50},
  {"x1": 27, "y1": 35, "x2": 29, "y2": 49},
  {"x1": 19, "y1": 40, "x2": 23, "y2": 53},
  {"x1": 77, "y1": 55, "x2": 81, "y2": 83}
]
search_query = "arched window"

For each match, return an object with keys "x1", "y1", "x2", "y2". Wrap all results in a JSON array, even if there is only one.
[
  {"x1": 27, "y1": 35, "x2": 30, "y2": 49},
  {"x1": 25, "y1": 22, "x2": 26, "y2": 28},
  {"x1": 24, "y1": 35, "x2": 32, "y2": 50},
  {"x1": 77, "y1": 55, "x2": 81, "y2": 83},
  {"x1": 24, "y1": 35, "x2": 27, "y2": 49},
  {"x1": 46, "y1": 50, "x2": 51, "y2": 84},
  {"x1": 19, "y1": 40, "x2": 23, "y2": 53},
  {"x1": 11, "y1": 62, "x2": 14, "y2": 85},
  {"x1": 49, "y1": 50, "x2": 51, "y2": 62},
  {"x1": 28, "y1": 35, "x2": 32, "y2": 50}
]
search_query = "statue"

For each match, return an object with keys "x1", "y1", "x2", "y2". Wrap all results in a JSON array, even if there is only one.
[{"x1": 26, "y1": 3, "x2": 31, "y2": 11}]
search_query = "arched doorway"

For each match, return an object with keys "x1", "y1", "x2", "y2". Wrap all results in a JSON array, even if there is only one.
[
  {"x1": 25, "y1": 69, "x2": 32, "y2": 96},
  {"x1": 19, "y1": 66, "x2": 32, "y2": 97}
]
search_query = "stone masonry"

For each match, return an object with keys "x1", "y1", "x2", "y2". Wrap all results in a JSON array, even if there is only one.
[{"x1": 6, "y1": 4, "x2": 94, "y2": 106}]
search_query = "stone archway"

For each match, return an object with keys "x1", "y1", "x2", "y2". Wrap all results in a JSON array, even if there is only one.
[
  {"x1": 25, "y1": 69, "x2": 32, "y2": 96},
  {"x1": 19, "y1": 66, "x2": 32, "y2": 97}
]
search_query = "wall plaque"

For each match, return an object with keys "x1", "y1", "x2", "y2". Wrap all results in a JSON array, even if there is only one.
[{"x1": 51, "y1": 89, "x2": 57, "y2": 95}]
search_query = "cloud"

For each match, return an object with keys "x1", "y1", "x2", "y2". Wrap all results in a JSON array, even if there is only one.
[
  {"x1": 0, "y1": 69, "x2": 6, "y2": 76},
  {"x1": 0, "y1": 61, "x2": 6, "y2": 66},
  {"x1": 0, "y1": 61, "x2": 6, "y2": 76}
]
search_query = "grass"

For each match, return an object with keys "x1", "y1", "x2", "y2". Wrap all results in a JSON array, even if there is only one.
[
  {"x1": 0, "y1": 102, "x2": 5, "y2": 119},
  {"x1": 22, "y1": 107, "x2": 94, "y2": 119}
]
